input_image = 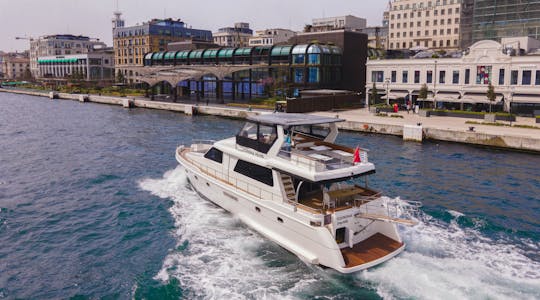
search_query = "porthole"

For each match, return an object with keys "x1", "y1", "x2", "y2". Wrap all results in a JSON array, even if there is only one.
[
  {"x1": 277, "y1": 217, "x2": 284, "y2": 223},
  {"x1": 255, "y1": 207, "x2": 261, "y2": 213}
]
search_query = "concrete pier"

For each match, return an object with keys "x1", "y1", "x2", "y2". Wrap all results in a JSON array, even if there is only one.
[{"x1": 1, "y1": 88, "x2": 539, "y2": 153}]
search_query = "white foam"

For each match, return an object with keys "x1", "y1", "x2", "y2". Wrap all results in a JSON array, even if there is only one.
[
  {"x1": 140, "y1": 169, "x2": 540, "y2": 299},
  {"x1": 139, "y1": 166, "x2": 320, "y2": 299},
  {"x1": 361, "y1": 208, "x2": 540, "y2": 300}
]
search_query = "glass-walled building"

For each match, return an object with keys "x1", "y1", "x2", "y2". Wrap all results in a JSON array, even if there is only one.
[
  {"x1": 143, "y1": 43, "x2": 342, "y2": 100},
  {"x1": 472, "y1": 0, "x2": 540, "y2": 43}
]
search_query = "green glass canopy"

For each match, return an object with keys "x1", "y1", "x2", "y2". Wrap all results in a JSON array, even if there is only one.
[{"x1": 218, "y1": 48, "x2": 235, "y2": 58}]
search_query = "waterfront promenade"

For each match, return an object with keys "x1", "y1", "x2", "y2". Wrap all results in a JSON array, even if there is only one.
[{"x1": 1, "y1": 87, "x2": 539, "y2": 152}]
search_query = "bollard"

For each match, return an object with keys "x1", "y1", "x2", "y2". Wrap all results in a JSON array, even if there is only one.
[
  {"x1": 403, "y1": 124, "x2": 423, "y2": 142},
  {"x1": 122, "y1": 98, "x2": 134, "y2": 108},
  {"x1": 184, "y1": 105, "x2": 193, "y2": 116}
]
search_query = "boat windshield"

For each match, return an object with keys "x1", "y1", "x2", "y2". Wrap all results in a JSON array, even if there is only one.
[
  {"x1": 292, "y1": 124, "x2": 330, "y2": 139},
  {"x1": 236, "y1": 121, "x2": 278, "y2": 153}
]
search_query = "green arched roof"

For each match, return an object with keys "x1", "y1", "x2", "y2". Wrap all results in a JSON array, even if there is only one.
[
  {"x1": 176, "y1": 51, "x2": 190, "y2": 59},
  {"x1": 271, "y1": 45, "x2": 292, "y2": 56}
]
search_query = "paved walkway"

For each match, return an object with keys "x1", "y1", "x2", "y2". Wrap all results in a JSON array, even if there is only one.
[{"x1": 314, "y1": 108, "x2": 539, "y2": 139}]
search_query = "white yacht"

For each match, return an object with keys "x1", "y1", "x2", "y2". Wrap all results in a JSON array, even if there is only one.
[{"x1": 176, "y1": 113, "x2": 418, "y2": 273}]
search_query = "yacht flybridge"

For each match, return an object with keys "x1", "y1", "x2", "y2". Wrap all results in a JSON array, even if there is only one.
[{"x1": 176, "y1": 113, "x2": 419, "y2": 273}]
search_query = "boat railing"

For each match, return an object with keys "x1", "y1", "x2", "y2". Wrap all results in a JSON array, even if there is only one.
[
  {"x1": 190, "y1": 139, "x2": 215, "y2": 153},
  {"x1": 184, "y1": 152, "x2": 284, "y2": 203},
  {"x1": 278, "y1": 148, "x2": 368, "y2": 171}
]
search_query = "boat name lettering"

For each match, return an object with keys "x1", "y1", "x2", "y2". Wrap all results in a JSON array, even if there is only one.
[{"x1": 337, "y1": 214, "x2": 352, "y2": 221}]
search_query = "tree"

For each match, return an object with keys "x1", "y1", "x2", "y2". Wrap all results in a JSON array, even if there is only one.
[
  {"x1": 486, "y1": 82, "x2": 496, "y2": 113},
  {"x1": 116, "y1": 71, "x2": 125, "y2": 84},
  {"x1": 370, "y1": 82, "x2": 380, "y2": 106},
  {"x1": 418, "y1": 83, "x2": 429, "y2": 100}
]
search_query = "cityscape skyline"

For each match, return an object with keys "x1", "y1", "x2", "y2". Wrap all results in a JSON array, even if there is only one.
[{"x1": 0, "y1": 0, "x2": 386, "y2": 52}]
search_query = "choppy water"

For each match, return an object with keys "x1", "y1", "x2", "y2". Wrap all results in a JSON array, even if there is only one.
[{"x1": 1, "y1": 93, "x2": 539, "y2": 299}]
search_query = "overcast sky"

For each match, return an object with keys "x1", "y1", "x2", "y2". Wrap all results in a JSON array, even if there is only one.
[{"x1": 0, "y1": 0, "x2": 387, "y2": 52}]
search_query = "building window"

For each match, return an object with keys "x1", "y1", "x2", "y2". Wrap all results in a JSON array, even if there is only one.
[
  {"x1": 402, "y1": 70, "x2": 408, "y2": 83},
  {"x1": 522, "y1": 70, "x2": 532, "y2": 85},
  {"x1": 391, "y1": 70, "x2": 397, "y2": 82},
  {"x1": 536, "y1": 70, "x2": 540, "y2": 85},
  {"x1": 499, "y1": 69, "x2": 505, "y2": 85},
  {"x1": 234, "y1": 160, "x2": 273, "y2": 186},
  {"x1": 511, "y1": 70, "x2": 518, "y2": 85},
  {"x1": 372, "y1": 71, "x2": 384, "y2": 82},
  {"x1": 427, "y1": 70, "x2": 433, "y2": 83},
  {"x1": 452, "y1": 71, "x2": 459, "y2": 84},
  {"x1": 439, "y1": 70, "x2": 446, "y2": 84},
  {"x1": 465, "y1": 69, "x2": 470, "y2": 84},
  {"x1": 476, "y1": 66, "x2": 492, "y2": 84},
  {"x1": 414, "y1": 70, "x2": 420, "y2": 83}
]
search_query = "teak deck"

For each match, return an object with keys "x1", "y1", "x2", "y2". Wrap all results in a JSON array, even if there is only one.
[{"x1": 341, "y1": 233, "x2": 403, "y2": 268}]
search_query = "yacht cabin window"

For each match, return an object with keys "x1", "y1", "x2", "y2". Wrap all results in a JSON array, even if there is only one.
[
  {"x1": 292, "y1": 125, "x2": 330, "y2": 139},
  {"x1": 204, "y1": 147, "x2": 223, "y2": 163},
  {"x1": 234, "y1": 160, "x2": 274, "y2": 186}
]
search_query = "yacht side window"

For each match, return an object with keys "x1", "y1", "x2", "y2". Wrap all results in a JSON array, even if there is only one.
[
  {"x1": 234, "y1": 160, "x2": 274, "y2": 186},
  {"x1": 204, "y1": 147, "x2": 223, "y2": 163}
]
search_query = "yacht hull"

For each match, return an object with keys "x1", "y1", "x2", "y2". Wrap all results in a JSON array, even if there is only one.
[{"x1": 176, "y1": 147, "x2": 405, "y2": 273}]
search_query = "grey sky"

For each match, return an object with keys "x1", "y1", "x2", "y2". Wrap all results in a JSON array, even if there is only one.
[{"x1": 0, "y1": 0, "x2": 387, "y2": 52}]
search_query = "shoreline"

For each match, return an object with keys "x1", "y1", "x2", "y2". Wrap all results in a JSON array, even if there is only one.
[{"x1": 2, "y1": 88, "x2": 539, "y2": 153}]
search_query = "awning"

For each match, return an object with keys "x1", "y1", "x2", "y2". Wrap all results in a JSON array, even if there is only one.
[
  {"x1": 387, "y1": 91, "x2": 409, "y2": 99},
  {"x1": 511, "y1": 94, "x2": 540, "y2": 104},
  {"x1": 434, "y1": 93, "x2": 461, "y2": 102},
  {"x1": 461, "y1": 94, "x2": 503, "y2": 104}
]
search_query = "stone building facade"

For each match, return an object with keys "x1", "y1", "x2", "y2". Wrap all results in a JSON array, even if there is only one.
[
  {"x1": 387, "y1": 0, "x2": 470, "y2": 51},
  {"x1": 366, "y1": 39, "x2": 540, "y2": 115},
  {"x1": 113, "y1": 17, "x2": 212, "y2": 84},
  {"x1": 29, "y1": 35, "x2": 106, "y2": 78}
]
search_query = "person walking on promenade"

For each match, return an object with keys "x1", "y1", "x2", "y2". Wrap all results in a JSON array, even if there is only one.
[
  {"x1": 406, "y1": 100, "x2": 411, "y2": 114},
  {"x1": 393, "y1": 102, "x2": 398, "y2": 113}
]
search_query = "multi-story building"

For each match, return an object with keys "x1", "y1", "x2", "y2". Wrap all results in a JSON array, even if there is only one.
[
  {"x1": 37, "y1": 48, "x2": 115, "y2": 83},
  {"x1": 309, "y1": 15, "x2": 367, "y2": 32},
  {"x1": 362, "y1": 26, "x2": 389, "y2": 50},
  {"x1": 213, "y1": 23, "x2": 253, "y2": 47},
  {"x1": 387, "y1": 0, "x2": 468, "y2": 51},
  {"x1": 248, "y1": 29, "x2": 296, "y2": 46},
  {"x1": 29, "y1": 35, "x2": 106, "y2": 78},
  {"x1": 472, "y1": 0, "x2": 540, "y2": 45},
  {"x1": 113, "y1": 13, "x2": 213, "y2": 83},
  {"x1": 1, "y1": 53, "x2": 30, "y2": 80},
  {"x1": 366, "y1": 38, "x2": 540, "y2": 115}
]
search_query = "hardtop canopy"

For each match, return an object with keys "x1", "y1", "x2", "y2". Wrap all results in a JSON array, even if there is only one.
[{"x1": 247, "y1": 113, "x2": 345, "y2": 127}]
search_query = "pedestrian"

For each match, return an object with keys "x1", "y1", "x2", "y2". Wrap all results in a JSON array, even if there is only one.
[
  {"x1": 406, "y1": 100, "x2": 411, "y2": 114},
  {"x1": 393, "y1": 103, "x2": 398, "y2": 113}
]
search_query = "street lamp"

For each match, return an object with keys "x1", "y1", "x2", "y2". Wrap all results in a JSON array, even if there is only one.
[
  {"x1": 433, "y1": 60, "x2": 437, "y2": 109},
  {"x1": 384, "y1": 77, "x2": 390, "y2": 106}
]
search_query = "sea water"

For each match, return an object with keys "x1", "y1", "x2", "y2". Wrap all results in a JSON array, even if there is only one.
[{"x1": 0, "y1": 93, "x2": 538, "y2": 299}]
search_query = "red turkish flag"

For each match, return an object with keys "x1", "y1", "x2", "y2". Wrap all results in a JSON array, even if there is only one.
[{"x1": 353, "y1": 147, "x2": 361, "y2": 164}]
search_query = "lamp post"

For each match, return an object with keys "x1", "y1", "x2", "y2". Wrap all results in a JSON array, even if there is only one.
[
  {"x1": 433, "y1": 60, "x2": 437, "y2": 109},
  {"x1": 384, "y1": 77, "x2": 390, "y2": 106}
]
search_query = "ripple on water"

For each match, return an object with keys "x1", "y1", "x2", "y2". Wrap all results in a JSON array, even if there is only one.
[{"x1": 140, "y1": 167, "x2": 540, "y2": 300}]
